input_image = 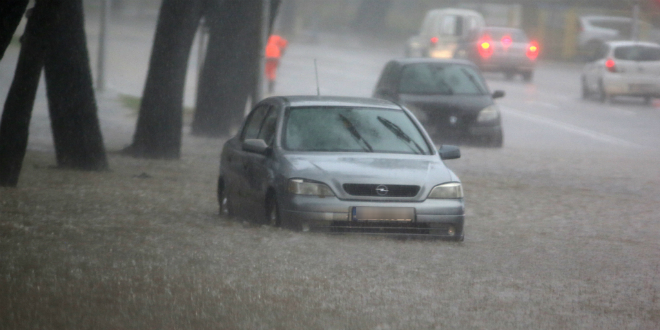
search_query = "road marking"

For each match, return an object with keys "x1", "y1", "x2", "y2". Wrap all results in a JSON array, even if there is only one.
[{"x1": 500, "y1": 106, "x2": 644, "y2": 148}]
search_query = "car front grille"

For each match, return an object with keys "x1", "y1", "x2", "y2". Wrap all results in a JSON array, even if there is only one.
[{"x1": 343, "y1": 184, "x2": 420, "y2": 197}]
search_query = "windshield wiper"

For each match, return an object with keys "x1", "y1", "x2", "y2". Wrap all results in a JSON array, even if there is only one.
[
  {"x1": 377, "y1": 116, "x2": 425, "y2": 154},
  {"x1": 338, "y1": 114, "x2": 373, "y2": 152}
]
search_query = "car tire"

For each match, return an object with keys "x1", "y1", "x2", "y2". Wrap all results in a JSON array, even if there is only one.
[
  {"x1": 522, "y1": 71, "x2": 533, "y2": 82},
  {"x1": 598, "y1": 80, "x2": 608, "y2": 103},
  {"x1": 265, "y1": 193, "x2": 281, "y2": 227},
  {"x1": 581, "y1": 76, "x2": 590, "y2": 99},
  {"x1": 217, "y1": 177, "x2": 233, "y2": 217},
  {"x1": 487, "y1": 132, "x2": 503, "y2": 148}
]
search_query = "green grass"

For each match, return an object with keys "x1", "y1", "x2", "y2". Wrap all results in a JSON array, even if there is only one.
[{"x1": 118, "y1": 94, "x2": 194, "y2": 115}]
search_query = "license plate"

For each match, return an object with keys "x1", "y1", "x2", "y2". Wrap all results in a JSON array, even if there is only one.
[{"x1": 351, "y1": 207, "x2": 415, "y2": 222}]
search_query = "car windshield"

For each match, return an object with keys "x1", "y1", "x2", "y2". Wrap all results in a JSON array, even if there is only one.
[
  {"x1": 481, "y1": 28, "x2": 528, "y2": 42},
  {"x1": 399, "y1": 63, "x2": 488, "y2": 95},
  {"x1": 283, "y1": 106, "x2": 432, "y2": 154},
  {"x1": 613, "y1": 45, "x2": 660, "y2": 61}
]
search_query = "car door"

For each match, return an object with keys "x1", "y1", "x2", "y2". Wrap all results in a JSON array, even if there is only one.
[
  {"x1": 241, "y1": 105, "x2": 280, "y2": 214},
  {"x1": 231, "y1": 104, "x2": 271, "y2": 214}
]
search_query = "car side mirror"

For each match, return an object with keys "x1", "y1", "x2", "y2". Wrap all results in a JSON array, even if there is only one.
[
  {"x1": 438, "y1": 145, "x2": 461, "y2": 160},
  {"x1": 492, "y1": 90, "x2": 505, "y2": 99},
  {"x1": 243, "y1": 139, "x2": 271, "y2": 155}
]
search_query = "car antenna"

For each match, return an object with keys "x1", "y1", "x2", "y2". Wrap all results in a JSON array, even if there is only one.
[{"x1": 314, "y1": 58, "x2": 321, "y2": 96}]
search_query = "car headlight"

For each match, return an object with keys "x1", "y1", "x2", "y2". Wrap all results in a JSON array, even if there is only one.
[
  {"x1": 287, "y1": 179, "x2": 335, "y2": 197},
  {"x1": 428, "y1": 182, "x2": 463, "y2": 199},
  {"x1": 476, "y1": 105, "x2": 500, "y2": 123}
]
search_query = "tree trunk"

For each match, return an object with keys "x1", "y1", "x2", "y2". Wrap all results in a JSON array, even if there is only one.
[
  {"x1": 124, "y1": 0, "x2": 205, "y2": 159},
  {"x1": 192, "y1": 0, "x2": 280, "y2": 137},
  {"x1": 0, "y1": 0, "x2": 59, "y2": 187},
  {"x1": 43, "y1": 0, "x2": 108, "y2": 170},
  {"x1": 0, "y1": 0, "x2": 29, "y2": 60}
]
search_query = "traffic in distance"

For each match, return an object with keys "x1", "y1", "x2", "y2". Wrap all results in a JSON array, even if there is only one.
[{"x1": 218, "y1": 6, "x2": 660, "y2": 240}]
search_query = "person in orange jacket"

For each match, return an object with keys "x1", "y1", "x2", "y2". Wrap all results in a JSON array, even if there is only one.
[{"x1": 265, "y1": 34, "x2": 288, "y2": 93}]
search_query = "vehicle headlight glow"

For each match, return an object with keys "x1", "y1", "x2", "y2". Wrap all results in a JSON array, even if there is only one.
[
  {"x1": 477, "y1": 105, "x2": 500, "y2": 123},
  {"x1": 287, "y1": 179, "x2": 335, "y2": 197},
  {"x1": 428, "y1": 182, "x2": 463, "y2": 199}
]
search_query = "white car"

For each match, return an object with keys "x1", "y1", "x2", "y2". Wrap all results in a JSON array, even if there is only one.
[{"x1": 581, "y1": 41, "x2": 660, "y2": 104}]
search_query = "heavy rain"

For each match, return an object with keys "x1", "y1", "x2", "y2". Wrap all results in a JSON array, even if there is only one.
[{"x1": 1, "y1": 0, "x2": 659, "y2": 329}]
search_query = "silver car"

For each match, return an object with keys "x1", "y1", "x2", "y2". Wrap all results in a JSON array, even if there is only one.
[{"x1": 218, "y1": 96, "x2": 465, "y2": 240}]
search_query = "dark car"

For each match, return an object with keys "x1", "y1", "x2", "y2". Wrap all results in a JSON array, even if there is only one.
[
  {"x1": 372, "y1": 58, "x2": 505, "y2": 147},
  {"x1": 456, "y1": 27, "x2": 538, "y2": 81},
  {"x1": 218, "y1": 95, "x2": 465, "y2": 240}
]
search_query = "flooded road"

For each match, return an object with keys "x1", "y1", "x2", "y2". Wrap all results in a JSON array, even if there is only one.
[{"x1": 1, "y1": 19, "x2": 660, "y2": 329}]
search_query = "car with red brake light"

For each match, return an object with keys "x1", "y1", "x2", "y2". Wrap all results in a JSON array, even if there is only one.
[
  {"x1": 581, "y1": 40, "x2": 660, "y2": 103},
  {"x1": 456, "y1": 27, "x2": 538, "y2": 81},
  {"x1": 405, "y1": 8, "x2": 485, "y2": 59}
]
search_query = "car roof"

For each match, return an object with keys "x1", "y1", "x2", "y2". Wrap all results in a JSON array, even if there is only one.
[
  {"x1": 426, "y1": 8, "x2": 482, "y2": 17},
  {"x1": 386, "y1": 57, "x2": 477, "y2": 67},
  {"x1": 606, "y1": 40, "x2": 660, "y2": 48},
  {"x1": 272, "y1": 95, "x2": 402, "y2": 110},
  {"x1": 482, "y1": 26, "x2": 525, "y2": 33},
  {"x1": 580, "y1": 15, "x2": 633, "y2": 22}
]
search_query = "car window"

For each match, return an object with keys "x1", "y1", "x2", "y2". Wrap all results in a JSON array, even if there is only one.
[
  {"x1": 482, "y1": 29, "x2": 528, "y2": 42},
  {"x1": 241, "y1": 105, "x2": 270, "y2": 141},
  {"x1": 283, "y1": 106, "x2": 432, "y2": 155},
  {"x1": 437, "y1": 15, "x2": 459, "y2": 36},
  {"x1": 257, "y1": 107, "x2": 278, "y2": 146},
  {"x1": 614, "y1": 45, "x2": 660, "y2": 61},
  {"x1": 398, "y1": 63, "x2": 488, "y2": 95}
]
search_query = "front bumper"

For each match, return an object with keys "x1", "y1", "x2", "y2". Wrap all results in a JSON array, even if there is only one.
[{"x1": 279, "y1": 195, "x2": 465, "y2": 239}]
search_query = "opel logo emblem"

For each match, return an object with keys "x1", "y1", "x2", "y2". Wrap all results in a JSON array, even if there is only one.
[{"x1": 376, "y1": 185, "x2": 389, "y2": 196}]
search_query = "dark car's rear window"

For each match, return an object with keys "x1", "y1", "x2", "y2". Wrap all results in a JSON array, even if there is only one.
[
  {"x1": 399, "y1": 63, "x2": 488, "y2": 95},
  {"x1": 481, "y1": 28, "x2": 528, "y2": 42},
  {"x1": 614, "y1": 45, "x2": 660, "y2": 61}
]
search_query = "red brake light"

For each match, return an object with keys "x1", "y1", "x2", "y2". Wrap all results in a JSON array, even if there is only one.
[
  {"x1": 477, "y1": 35, "x2": 493, "y2": 58},
  {"x1": 430, "y1": 37, "x2": 439, "y2": 44},
  {"x1": 501, "y1": 35, "x2": 512, "y2": 47},
  {"x1": 526, "y1": 41, "x2": 539, "y2": 60},
  {"x1": 605, "y1": 58, "x2": 616, "y2": 72}
]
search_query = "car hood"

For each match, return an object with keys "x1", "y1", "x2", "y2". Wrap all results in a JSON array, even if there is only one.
[
  {"x1": 281, "y1": 153, "x2": 458, "y2": 200},
  {"x1": 398, "y1": 93, "x2": 493, "y2": 115}
]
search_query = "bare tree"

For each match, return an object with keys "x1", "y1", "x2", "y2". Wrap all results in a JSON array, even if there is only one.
[
  {"x1": 43, "y1": 0, "x2": 108, "y2": 170},
  {"x1": 0, "y1": 1, "x2": 57, "y2": 187},
  {"x1": 0, "y1": 0, "x2": 28, "y2": 60},
  {"x1": 192, "y1": 0, "x2": 280, "y2": 137},
  {"x1": 0, "y1": 0, "x2": 107, "y2": 187},
  {"x1": 123, "y1": 0, "x2": 206, "y2": 159}
]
